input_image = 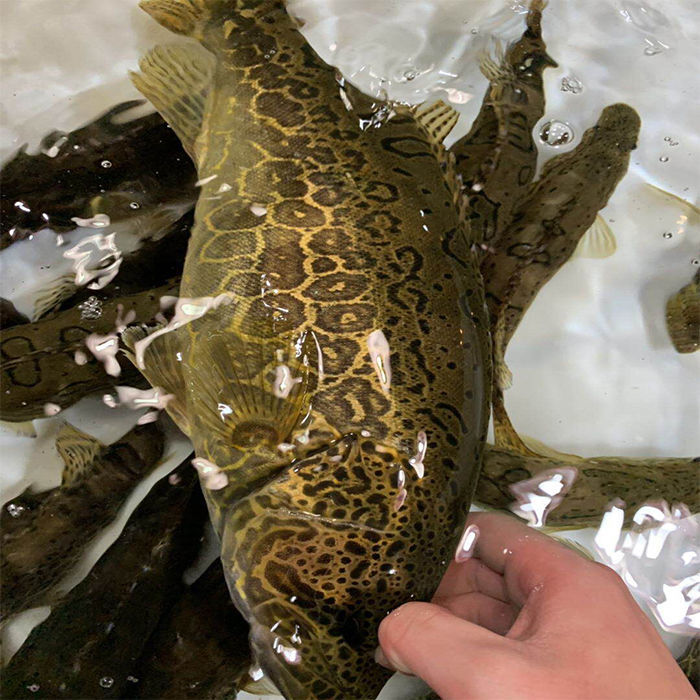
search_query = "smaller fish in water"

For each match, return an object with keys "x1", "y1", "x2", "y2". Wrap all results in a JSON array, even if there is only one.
[
  {"x1": 129, "y1": 561, "x2": 251, "y2": 699},
  {"x1": 475, "y1": 443, "x2": 699, "y2": 529},
  {"x1": 0, "y1": 420, "x2": 165, "y2": 621},
  {"x1": 0, "y1": 280, "x2": 178, "y2": 422},
  {"x1": 0, "y1": 457, "x2": 207, "y2": 699},
  {"x1": 0, "y1": 100, "x2": 196, "y2": 249},
  {"x1": 666, "y1": 270, "x2": 699, "y2": 353}
]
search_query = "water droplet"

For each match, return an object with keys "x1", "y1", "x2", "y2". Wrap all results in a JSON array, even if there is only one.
[
  {"x1": 79, "y1": 296, "x2": 103, "y2": 320},
  {"x1": 560, "y1": 76, "x2": 583, "y2": 94},
  {"x1": 27, "y1": 684, "x2": 40, "y2": 693},
  {"x1": 692, "y1": 258, "x2": 700, "y2": 266},
  {"x1": 99, "y1": 677, "x2": 114, "y2": 689},
  {"x1": 250, "y1": 203, "x2": 267, "y2": 217},
  {"x1": 662, "y1": 232, "x2": 673, "y2": 239},
  {"x1": 126, "y1": 676, "x2": 139, "y2": 683},
  {"x1": 7, "y1": 503, "x2": 25, "y2": 518},
  {"x1": 539, "y1": 120, "x2": 575, "y2": 147},
  {"x1": 100, "y1": 160, "x2": 112, "y2": 168},
  {"x1": 403, "y1": 69, "x2": 417, "y2": 82},
  {"x1": 129, "y1": 201, "x2": 140, "y2": 209},
  {"x1": 659, "y1": 155, "x2": 669, "y2": 162}
]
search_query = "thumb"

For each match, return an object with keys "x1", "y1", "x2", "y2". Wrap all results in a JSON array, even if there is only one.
[{"x1": 377, "y1": 602, "x2": 511, "y2": 699}]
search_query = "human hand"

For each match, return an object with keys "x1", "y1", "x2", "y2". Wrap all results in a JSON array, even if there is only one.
[{"x1": 377, "y1": 512, "x2": 695, "y2": 699}]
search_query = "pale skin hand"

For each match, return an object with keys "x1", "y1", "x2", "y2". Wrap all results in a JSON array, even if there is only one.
[{"x1": 377, "y1": 512, "x2": 695, "y2": 700}]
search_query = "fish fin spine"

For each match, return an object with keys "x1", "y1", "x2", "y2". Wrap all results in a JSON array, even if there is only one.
[
  {"x1": 32, "y1": 274, "x2": 77, "y2": 321},
  {"x1": 572, "y1": 214, "x2": 617, "y2": 259},
  {"x1": 414, "y1": 100, "x2": 460, "y2": 146},
  {"x1": 55, "y1": 422, "x2": 106, "y2": 485},
  {"x1": 130, "y1": 43, "x2": 215, "y2": 163}
]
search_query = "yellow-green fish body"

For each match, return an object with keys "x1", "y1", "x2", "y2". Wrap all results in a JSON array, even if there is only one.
[
  {"x1": 131, "y1": 0, "x2": 489, "y2": 697},
  {"x1": 666, "y1": 270, "x2": 699, "y2": 353}
]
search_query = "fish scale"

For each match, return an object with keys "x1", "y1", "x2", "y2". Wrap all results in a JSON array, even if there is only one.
[{"x1": 128, "y1": 0, "x2": 489, "y2": 696}]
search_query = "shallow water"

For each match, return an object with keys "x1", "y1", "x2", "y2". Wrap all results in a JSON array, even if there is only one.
[{"x1": 1, "y1": 0, "x2": 698, "y2": 697}]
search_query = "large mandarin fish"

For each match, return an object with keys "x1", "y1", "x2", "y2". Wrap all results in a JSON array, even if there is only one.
[
  {"x1": 1, "y1": 100, "x2": 195, "y2": 249},
  {"x1": 1, "y1": 458, "x2": 206, "y2": 699},
  {"x1": 0, "y1": 420, "x2": 164, "y2": 621},
  {"x1": 127, "y1": 0, "x2": 489, "y2": 696}
]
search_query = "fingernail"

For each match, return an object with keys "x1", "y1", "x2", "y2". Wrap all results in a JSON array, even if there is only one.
[{"x1": 374, "y1": 646, "x2": 413, "y2": 676}]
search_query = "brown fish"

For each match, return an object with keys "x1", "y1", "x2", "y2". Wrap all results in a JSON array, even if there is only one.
[
  {"x1": 0, "y1": 280, "x2": 178, "y2": 422},
  {"x1": 1, "y1": 100, "x2": 196, "y2": 249},
  {"x1": 1, "y1": 457, "x2": 206, "y2": 699},
  {"x1": 0, "y1": 420, "x2": 164, "y2": 621},
  {"x1": 129, "y1": 561, "x2": 251, "y2": 699},
  {"x1": 666, "y1": 269, "x2": 699, "y2": 354}
]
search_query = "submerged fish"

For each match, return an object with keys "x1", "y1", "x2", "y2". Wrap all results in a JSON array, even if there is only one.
[
  {"x1": 1, "y1": 457, "x2": 206, "y2": 699},
  {"x1": 130, "y1": 561, "x2": 251, "y2": 699},
  {"x1": 32, "y1": 208, "x2": 193, "y2": 320},
  {"x1": 476, "y1": 443, "x2": 699, "y2": 528},
  {"x1": 666, "y1": 270, "x2": 699, "y2": 354},
  {"x1": 0, "y1": 280, "x2": 178, "y2": 422},
  {"x1": 0, "y1": 100, "x2": 196, "y2": 249},
  {"x1": 451, "y1": 0, "x2": 556, "y2": 245},
  {"x1": 128, "y1": 0, "x2": 489, "y2": 696},
  {"x1": 0, "y1": 420, "x2": 164, "y2": 621}
]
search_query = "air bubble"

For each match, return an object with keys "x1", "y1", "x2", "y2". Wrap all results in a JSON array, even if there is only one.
[
  {"x1": 560, "y1": 76, "x2": 583, "y2": 94},
  {"x1": 99, "y1": 677, "x2": 114, "y2": 689},
  {"x1": 129, "y1": 201, "x2": 140, "y2": 209},
  {"x1": 402, "y1": 69, "x2": 417, "y2": 82},
  {"x1": 662, "y1": 232, "x2": 672, "y2": 239},
  {"x1": 27, "y1": 685, "x2": 40, "y2": 693},
  {"x1": 539, "y1": 120, "x2": 575, "y2": 147},
  {"x1": 692, "y1": 258, "x2": 699, "y2": 266},
  {"x1": 7, "y1": 503, "x2": 25, "y2": 518},
  {"x1": 659, "y1": 156, "x2": 669, "y2": 162},
  {"x1": 79, "y1": 296, "x2": 103, "y2": 320},
  {"x1": 100, "y1": 160, "x2": 112, "y2": 168}
]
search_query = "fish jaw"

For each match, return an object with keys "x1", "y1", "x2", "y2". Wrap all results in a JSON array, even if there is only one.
[{"x1": 218, "y1": 434, "x2": 469, "y2": 699}]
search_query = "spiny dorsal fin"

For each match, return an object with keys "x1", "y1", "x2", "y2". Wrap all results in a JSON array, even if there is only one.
[
  {"x1": 55, "y1": 423, "x2": 105, "y2": 486},
  {"x1": 139, "y1": 0, "x2": 209, "y2": 37},
  {"x1": 130, "y1": 43, "x2": 215, "y2": 163},
  {"x1": 32, "y1": 274, "x2": 77, "y2": 321},
  {"x1": 572, "y1": 214, "x2": 617, "y2": 259},
  {"x1": 414, "y1": 100, "x2": 460, "y2": 146},
  {"x1": 122, "y1": 324, "x2": 192, "y2": 436}
]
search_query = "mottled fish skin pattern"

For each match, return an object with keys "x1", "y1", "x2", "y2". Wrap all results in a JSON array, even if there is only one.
[
  {"x1": 1, "y1": 459, "x2": 206, "y2": 700},
  {"x1": 0, "y1": 100, "x2": 196, "y2": 249},
  {"x1": 0, "y1": 280, "x2": 178, "y2": 421},
  {"x1": 477, "y1": 444, "x2": 699, "y2": 528},
  {"x1": 131, "y1": 561, "x2": 251, "y2": 699},
  {"x1": 134, "y1": 0, "x2": 489, "y2": 697},
  {"x1": 666, "y1": 269, "x2": 699, "y2": 353},
  {"x1": 451, "y1": 0, "x2": 555, "y2": 247},
  {"x1": 0, "y1": 421, "x2": 164, "y2": 622}
]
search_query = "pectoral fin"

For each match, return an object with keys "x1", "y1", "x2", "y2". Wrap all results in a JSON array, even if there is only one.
[
  {"x1": 32, "y1": 275, "x2": 77, "y2": 320},
  {"x1": 130, "y1": 43, "x2": 215, "y2": 163},
  {"x1": 55, "y1": 423, "x2": 105, "y2": 485},
  {"x1": 122, "y1": 324, "x2": 191, "y2": 436},
  {"x1": 572, "y1": 214, "x2": 617, "y2": 259}
]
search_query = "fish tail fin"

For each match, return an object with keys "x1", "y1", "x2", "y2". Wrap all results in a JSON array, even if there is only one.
[
  {"x1": 221, "y1": 435, "x2": 402, "y2": 700},
  {"x1": 492, "y1": 388, "x2": 538, "y2": 457},
  {"x1": 572, "y1": 214, "x2": 617, "y2": 259},
  {"x1": 55, "y1": 422, "x2": 106, "y2": 485}
]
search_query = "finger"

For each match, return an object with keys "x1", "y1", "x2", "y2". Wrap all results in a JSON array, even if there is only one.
[
  {"x1": 435, "y1": 557, "x2": 509, "y2": 603},
  {"x1": 466, "y1": 512, "x2": 590, "y2": 607},
  {"x1": 378, "y1": 601, "x2": 517, "y2": 699},
  {"x1": 433, "y1": 591, "x2": 517, "y2": 635}
]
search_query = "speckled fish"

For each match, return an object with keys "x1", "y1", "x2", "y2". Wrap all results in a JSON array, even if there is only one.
[
  {"x1": 0, "y1": 100, "x2": 196, "y2": 249},
  {"x1": 451, "y1": 0, "x2": 555, "y2": 246},
  {"x1": 0, "y1": 458, "x2": 206, "y2": 699},
  {"x1": 127, "y1": 0, "x2": 489, "y2": 697},
  {"x1": 479, "y1": 103, "x2": 639, "y2": 451},
  {"x1": 0, "y1": 420, "x2": 164, "y2": 621},
  {"x1": 129, "y1": 561, "x2": 251, "y2": 699},
  {"x1": 476, "y1": 443, "x2": 699, "y2": 528},
  {"x1": 0, "y1": 280, "x2": 177, "y2": 422},
  {"x1": 666, "y1": 269, "x2": 699, "y2": 354}
]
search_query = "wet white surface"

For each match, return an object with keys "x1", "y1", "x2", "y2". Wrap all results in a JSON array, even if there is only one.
[{"x1": 1, "y1": 0, "x2": 698, "y2": 695}]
